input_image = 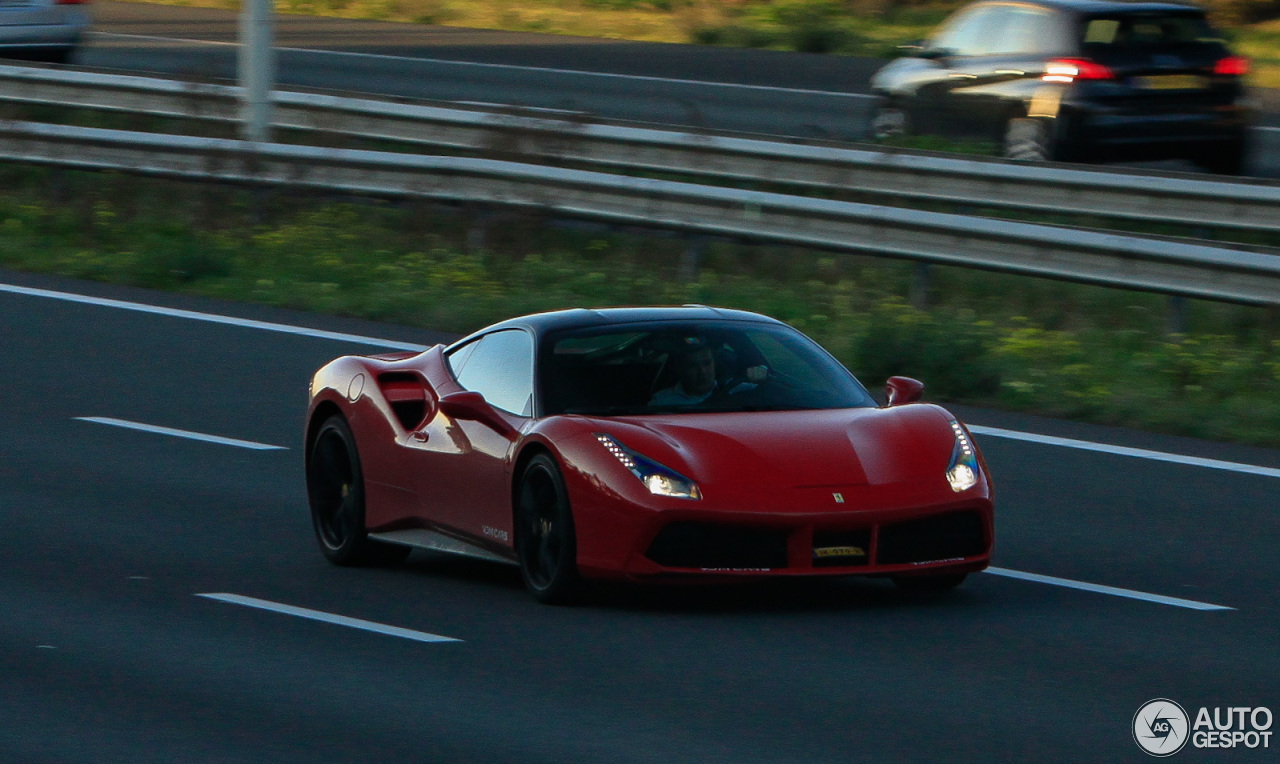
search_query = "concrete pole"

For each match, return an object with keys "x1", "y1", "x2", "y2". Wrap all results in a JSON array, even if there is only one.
[{"x1": 238, "y1": 0, "x2": 275, "y2": 143}]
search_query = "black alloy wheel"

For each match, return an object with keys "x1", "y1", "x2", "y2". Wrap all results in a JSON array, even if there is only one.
[
  {"x1": 306, "y1": 415, "x2": 409, "y2": 566},
  {"x1": 515, "y1": 454, "x2": 581, "y2": 604}
]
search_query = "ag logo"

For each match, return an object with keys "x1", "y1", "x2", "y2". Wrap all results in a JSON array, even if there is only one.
[{"x1": 1134, "y1": 699, "x2": 1190, "y2": 757}]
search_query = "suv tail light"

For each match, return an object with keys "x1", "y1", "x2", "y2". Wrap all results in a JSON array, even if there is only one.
[
  {"x1": 1213, "y1": 56, "x2": 1249, "y2": 76},
  {"x1": 1042, "y1": 58, "x2": 1113, "y2": 83}
]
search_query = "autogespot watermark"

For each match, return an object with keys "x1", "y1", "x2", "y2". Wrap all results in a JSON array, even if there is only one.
[{"x1": 1133, "y1": 699, "x2": 1273, "y2": 757}]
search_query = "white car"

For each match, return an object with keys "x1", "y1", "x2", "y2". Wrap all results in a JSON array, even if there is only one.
[{"x1": 0, "y1": 0, "x2": 90, "y2": 64}]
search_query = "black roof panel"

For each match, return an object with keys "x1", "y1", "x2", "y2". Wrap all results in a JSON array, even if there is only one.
[{"x1": 455, "y1": 305, "x2": 786, "y2": 344}]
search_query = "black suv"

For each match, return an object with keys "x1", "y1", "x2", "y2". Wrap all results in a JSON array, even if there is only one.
[{"x1": 869, "y1": 0, "x2": 1251, "y2": 173}]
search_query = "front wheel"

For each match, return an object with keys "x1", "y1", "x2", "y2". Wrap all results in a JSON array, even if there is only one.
[
  {"x1": 515, "y1": 454, "x2": 581, "y2": 604},
  {"x1": 306, "y1": 414, "x2": 409, "y2": 566}
]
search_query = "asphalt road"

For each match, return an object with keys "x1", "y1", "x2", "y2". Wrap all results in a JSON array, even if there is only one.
[
  {"x1": 68, "y1": 1, "x2": 1280, "y2": 174},
  {"x1": 3, "y1": 267, "x2": 1278, "y2": 762},
  {"x1": 81, "y1": 1, "x2": 885, "y2": 141}
]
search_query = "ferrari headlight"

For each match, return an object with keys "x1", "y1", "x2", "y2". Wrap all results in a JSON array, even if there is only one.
[
  {"x1": 596, "y1": 434, "x2": 702, "y2": 500},
  {"x1": 946, "y1": 419, "x2": 979, "y2": 493}
]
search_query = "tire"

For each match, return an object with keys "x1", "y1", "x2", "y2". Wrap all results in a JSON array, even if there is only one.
[
  {"x1": 893, "y1": 573, "x2": 968, "y2": 593},
  {"x1": 1003, "y1": 117, "x2": 1052, "y2": 161},
  {"x1": 515, "y1": 453, "x2": 581, "y2": 604},
  {"x1": 871, "y1": 103, "x2": 909, "y2": 141},
  {"x1": 306, "y1": 414, "x2": 410, "y2": 566}
]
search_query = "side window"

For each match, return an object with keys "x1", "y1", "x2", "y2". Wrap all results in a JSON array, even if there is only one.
[
  {"x1": 994, "y1": 7, "x2": 1056, "y2": 55},
  {"x1": 449, "y1": 330, "x2": 535, "y2": 417},
  {"x1": 445, "y1": 338, "x2": 482, "y2": 378},
  {"x1": 932, "y1": 6, "x2": 1000, "y2": 57},
  {"x1": 1083, "y1": 18, "x2": 1121, "y2": 45}
]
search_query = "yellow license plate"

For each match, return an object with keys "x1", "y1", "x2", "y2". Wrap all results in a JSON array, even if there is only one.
[{"x1": 1134, "y1": 75, "x2": 1208, "y2": 90}]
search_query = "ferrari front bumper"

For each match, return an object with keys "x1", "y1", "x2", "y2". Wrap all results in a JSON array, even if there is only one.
[{"x1": 577, "y1": 498, "x2": 993, "y2": 581}]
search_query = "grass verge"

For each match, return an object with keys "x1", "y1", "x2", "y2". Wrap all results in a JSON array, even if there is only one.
[{"x1": 3, "y1": 164, "x2": 1280, "y2": 447}]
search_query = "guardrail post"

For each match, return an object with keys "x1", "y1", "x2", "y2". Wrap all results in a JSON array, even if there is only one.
[
  {"x1": 238, "y1": 0, "x2": 274, "y2": 143},
  {"x1": 1167, "y1": 295, "x2": 1188, "y2": 335},
  {"x1": 910, "y1": 261, "x2": 932, "y2": 309},
  {"x1": 679, "y1": 238, "x2": 706, "y2": 283},
  {"x1": 466, "y1": 206, "x2": 491, "y2": 252}
]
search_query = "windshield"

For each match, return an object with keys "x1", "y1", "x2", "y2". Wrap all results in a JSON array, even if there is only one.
[{"x1": 538, "y1": 321, "x2": 876, "y2": 416}]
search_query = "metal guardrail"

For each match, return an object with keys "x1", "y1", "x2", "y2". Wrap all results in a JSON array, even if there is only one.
[
  {"x1": 2, "y1": 120, "x2": 1279, "y2": 307},
  {"x1": 1, "y1": 63, "x2": 1279, "y2": 234}
]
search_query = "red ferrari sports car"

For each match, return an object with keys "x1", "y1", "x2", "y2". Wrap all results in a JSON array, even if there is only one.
[{"x1": 305, "y1": 306, "x2": 994, "y2": 602}]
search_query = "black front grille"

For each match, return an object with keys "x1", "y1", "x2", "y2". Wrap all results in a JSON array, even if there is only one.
[
  {"x1": 645, "y1": 522, "x2": 789, "y2": 570},
  {"x1": 877, "y1": 511, "x2": 986, "y2": 565},
  {"x1": 812, "y1": 528, "x2": 871, "y2": 568}
]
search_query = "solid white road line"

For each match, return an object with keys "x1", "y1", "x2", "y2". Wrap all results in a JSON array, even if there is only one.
[
  {"x1": 0, "y1": 282, "x2": 429, "y2": 351},
  {"x1": 92, "y1": 32, "x2": 877, "y2": 100},
  {"x1": 10, "y1": 280, "x2": 1280, "y2": 477},
  {"x1": 967, "y1": 424, "x2": 1280, "y2": 480},
  {"x1": 76, "y1": 417, "x2": 287, "y2": 451},
  {"x1": 984, "y1": 567, "x2": 1233, "y2": 611},
  {"x1": 197, "y1": 593, "x2": 462, "y2": 643}
]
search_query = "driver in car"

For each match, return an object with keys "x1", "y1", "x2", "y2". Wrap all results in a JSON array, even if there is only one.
[{"x1": 649, "y1": 343, "x2": 767, "y2": 406}]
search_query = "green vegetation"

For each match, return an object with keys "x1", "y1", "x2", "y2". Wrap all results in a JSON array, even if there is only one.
[
  {"x1": 3, "y1": 165, "x2": 1279, "y2": 446},
  {"x1": 144, "y1": 0, "x2": 1280, "y2": 86},
  {"x1": 1229, "y1": 18, "x2": 1280, "y2": 88}
]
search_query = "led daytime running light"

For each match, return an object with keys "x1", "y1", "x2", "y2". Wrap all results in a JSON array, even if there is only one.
[
  {"x1": 946, "y1": 420, "x2": 979, "y2": 493},
  {"x1": 596, "y1": 434, "x2": 702, "y2": 500},
  {"x1": 596, "y1": 434, "x2": 637, "y2": 471}
]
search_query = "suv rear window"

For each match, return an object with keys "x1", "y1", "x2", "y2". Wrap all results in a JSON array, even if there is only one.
[{"x1": 1081, "y1": 13, "x2": 1221, "y2": 47}]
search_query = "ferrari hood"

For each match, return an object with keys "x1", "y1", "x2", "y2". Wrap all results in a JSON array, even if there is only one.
[{"x1": 597, "y1": 404, "x2": 958, "y2": 497}]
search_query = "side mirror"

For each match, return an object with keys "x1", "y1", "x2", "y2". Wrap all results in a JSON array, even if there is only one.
[
  {"x1": 439, "y1": 391, "x2": 517, "y2": 438},
  {"x1": 885, "y1": 376, "x2": 925, "y2": 406}
]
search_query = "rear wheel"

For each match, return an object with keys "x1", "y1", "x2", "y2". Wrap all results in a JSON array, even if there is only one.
[
  {"x1": 515, "y1": 454, "x2": 581, "y2": 604},
  {"x1": 893, "y1": 573, "x2": 968, "y2": 593},
  {"x1": 306, "y1": 415, "x2": 409, "y2": 566}
]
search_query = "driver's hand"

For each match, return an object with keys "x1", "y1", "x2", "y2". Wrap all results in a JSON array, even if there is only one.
[{"x1": 745, "y1": 365, "x2": 768, "y2": 383}]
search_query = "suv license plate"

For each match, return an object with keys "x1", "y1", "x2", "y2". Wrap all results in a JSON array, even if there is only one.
[{"x1": 1133, "y1": 75, "x2": 1208, "y2": 90}]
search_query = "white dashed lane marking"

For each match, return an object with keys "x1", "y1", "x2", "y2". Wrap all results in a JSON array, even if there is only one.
[
  {"x1": 197, "y1": 593, "x2": 462, "y2": 643},
  {"x1": 984, "y1": 567, "x2": 1233, "y2": 611},
  {"x1": 76, "y1": 417, "x2": 287, "y2": 451},
  {"x1": 1, "y1": 282, "x2": 428, "y2": 351},
  {"x1": 967, "y1": 424, "x2": 1280, "y2": 480}
]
